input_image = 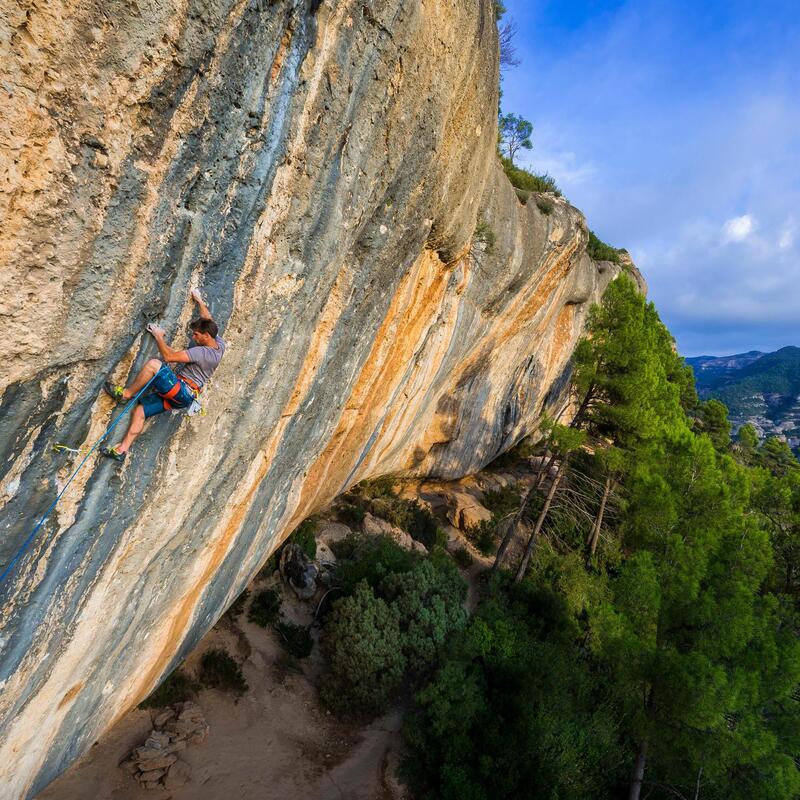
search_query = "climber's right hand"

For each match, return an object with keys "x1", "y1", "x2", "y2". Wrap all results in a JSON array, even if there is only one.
[{"x1": 146, "y1": 323, "x2": 165, "y2": 337}]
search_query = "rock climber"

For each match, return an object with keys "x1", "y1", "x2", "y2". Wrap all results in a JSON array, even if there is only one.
[{"x1": 99, "y1": 289, "x2": 225, "y2": 462}]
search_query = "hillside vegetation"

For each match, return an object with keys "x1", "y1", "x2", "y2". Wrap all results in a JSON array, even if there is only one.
[
  {"x1": 398, "y1": 276, "x2": 800, "y2": 800},
  {"x1": 688, "y1": 347, "x2": 800, "y2": 446}
]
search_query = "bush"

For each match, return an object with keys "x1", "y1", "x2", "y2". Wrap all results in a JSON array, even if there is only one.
[
  {"x1": 332, "y1": 534, "x2": 420, "y2": 597},
  {"x1": 473, "y1": 217, "x2": 496, "y2": 255},
  {"x1": 452, "y1": 547, "x2": 474, "y2": 568},
  {"x1": 287, "y1": 518, "x2": 317, "y2": 560},
  {"x1": 248, "y1": 587, "x2": 281, "y2": 627},
  {"x1": 466, "y1": 519, "x2": 498, "y2": 556},
  {"x1": 586, "y1": 230, "x2": 621, "y2": 264},
  {"x1": 322, "y1": 538, "x2": 467, "y2": 715},
  {"x1": 354, "y1": 475, "x2": 396, "y2": 498},
  {"x1": 199, "y1": 649, "x2": 248, "y2": 698},
  {"x1": 256, "y1": 552, "x2": 279, "y2": 580},
  {"x1": 500, "y1": 155, "x2": 562, "y2": 196},
  {"x1": 138, "y1": 669, "x2": 199, "y2": 709},
  {"x1": 322, "y1": 580, "x2": 406, "y2": 714},
  {"x1": 481, "y1": 483, "x2": 522, "y2": 517},
  {"x1": 276, "y1": 621, "x2": 314, "y2": 659},
  {"x1": 535, "y1": 196, "x2": 554, "y2": 215},
  {"x1": 336, "y1": 500, "x2": 366, "y2": 527},
  {"x1": 381, "y1": 559, "x2": 468, "y2": 671},
  {"x1": 375, "y1": 497, "x2": 440, "y2": 549}
]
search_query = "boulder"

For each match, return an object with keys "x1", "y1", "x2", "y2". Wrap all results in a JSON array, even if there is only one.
[
  {"x1": 445, "y1": 491, "x2": 492, "y2": 530},
  {"x1": 362, "y1": 513, "x2": 427, "y2": 553},
  {"x1": 316, "y1": 521, "x2": 353, "y2": 547},
  {"x1": 279, "y1": 543, "x2": 319, "y2": 600},
  {"x1": 164, "y1": 758, "x2": 192, "y2": 790}
]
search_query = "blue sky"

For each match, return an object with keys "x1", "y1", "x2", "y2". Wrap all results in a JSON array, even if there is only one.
[{"x1": 500, "y1": 0, "x2": 800, "y2": 356}]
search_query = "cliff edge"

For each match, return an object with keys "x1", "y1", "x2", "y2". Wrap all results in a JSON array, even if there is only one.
[{"x1": 0, "y1": 0, "x2": 624, "y2": 795}]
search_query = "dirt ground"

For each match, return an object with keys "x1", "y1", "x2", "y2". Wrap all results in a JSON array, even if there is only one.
[{"x1": 37, "y1": 578, "x2": 404, "y2": 800}]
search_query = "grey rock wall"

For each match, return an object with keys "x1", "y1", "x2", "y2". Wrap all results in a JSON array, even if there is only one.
[{"x1": 0, "y1": 0, "x2": 624, "y2": 795}]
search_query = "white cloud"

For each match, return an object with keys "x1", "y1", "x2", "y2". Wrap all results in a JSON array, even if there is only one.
[
  {"x1": 722, "y1": 214, "x2": 755, "y2": 243},
  {"x1": 779, "y1": 219, "x2": 796, "y2": 248}
]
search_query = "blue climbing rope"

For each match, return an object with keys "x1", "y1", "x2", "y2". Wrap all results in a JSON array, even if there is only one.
[{"x1": 0, "y1": 374, "x2": 158, "y2": 588}]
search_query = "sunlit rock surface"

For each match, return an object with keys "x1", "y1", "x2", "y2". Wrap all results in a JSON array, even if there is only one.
[{"x1": 0, "y1": 0, "x2": 629, "y2": 795}]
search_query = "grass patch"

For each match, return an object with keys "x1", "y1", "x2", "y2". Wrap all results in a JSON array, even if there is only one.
[
  {"x1": 199, "y1": 649, "x2": 248, "y2": 698},
  {"x1": 501, "y1": 155, "x2": 562, "y2": 197},
  {"x1": 276, "y1": 621, "x2": 314, "y2": 659},
  {"x1": 138, "y1": 669, "x2": 199, "y2": 709},
  {"x1": 248, "y1": 587, "x2": 282, "y2": 627}
]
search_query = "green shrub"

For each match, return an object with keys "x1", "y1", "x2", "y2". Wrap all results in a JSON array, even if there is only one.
[
  {"x1": 375, "y1": 497, "x2": 439, "y2": 549},
  {"x1": 256, "y1": 552, "x2": 279, "y2": 580},
  {"x1": 381, "y1": 559, "x2": 468, "y2": 671},
  {"x1": 473, "y1": 218, "x2": 496, "y2": 255},
  {"x1": 452, "y1": 547, "x2": 474, "y2": 568},
  {"x1": 276, "y1": 621, "x2": 314, "y2": 659},
  {"x1": 332, "y1": 534, "x2": 420, "y2": 597},
  {"x1": 287, "y1": 517, "x2": 317, "y2": 559},
  {"x1": 248, "y1": 587, "x2": 281, "y2": 627},
  {"x1": 322, "y1": 539, "x2": 467, "y2": 715},
  {"x1": 199, "y1": 649, "x2": 248, "y2": 697},
  {"x1": 138, "y1": 669, "x2": 199, "y2": 709},
  {"x1": 500, "y1": 155, "x2": 562, "y2": 196},
  {"x1": 322, "y1": 580, "x2": 406, "y2": 714},
  {"x1": 354, "y1": 475, "x2": 396, "y2": 498},
  {"x1": 336, "y1": 500, "x2": 366, "y2": 527},
  {"x1": 535, "y1": 196, "x2": 554, "y2": 215},
  {"x1": 586, "y1": 230, "x2": 621, "y2": 264},
  {"x1": 481, "y1": 483, "x2": 522, "y2": 517},
  {"x1": 466, "y1": 519, "x2": 498, "y2": 556}
]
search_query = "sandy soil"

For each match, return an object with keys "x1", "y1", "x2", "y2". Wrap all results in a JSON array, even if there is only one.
[{"x1": 38, "y1": 578, "x2": 404, "y2": 800}]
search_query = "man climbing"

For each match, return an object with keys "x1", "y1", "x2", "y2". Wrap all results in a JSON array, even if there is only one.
[{"x1": 100, "y1": 289, "x2": 225, "y2": 462}]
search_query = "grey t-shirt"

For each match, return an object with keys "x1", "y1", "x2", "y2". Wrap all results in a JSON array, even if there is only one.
[{"x1": 177, "y1": 335, "x2": 225, "y2": 389}]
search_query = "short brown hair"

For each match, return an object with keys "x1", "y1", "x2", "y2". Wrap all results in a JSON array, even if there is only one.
[{"x1": 190, "y1": 318, "x2": 218, "y2": 338}]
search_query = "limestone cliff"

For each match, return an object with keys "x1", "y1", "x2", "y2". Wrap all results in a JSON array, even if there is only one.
[{"x1": 0, "y1": 0, "x2": 626, "y2": 795}]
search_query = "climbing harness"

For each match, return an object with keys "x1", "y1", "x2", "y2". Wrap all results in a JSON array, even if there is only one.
[{"x1": 0, "y1": 373, "x2": 158, "y2": 588}]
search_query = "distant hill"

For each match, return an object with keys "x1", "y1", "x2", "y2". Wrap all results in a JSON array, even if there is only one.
[{"x1": 687, "y1": 346, "x2": 800, "y2": 447}]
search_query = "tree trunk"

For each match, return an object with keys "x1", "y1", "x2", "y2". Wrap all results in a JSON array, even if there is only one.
[
  {"x1": 492, "y1": 450, "x2": 556, "y2": 572},
  {"x1": 693, "y1": 763, "x2": 703, "y2": 800},
  {"x1": 627, "y1": 739, "x2": 648, "y2": 800},
  {"x1": 587, "y1": 474, "x2": 613, "y2": 556},
  {"x1": 513, "y1": 463, "x2": 564, "y2": 583}
]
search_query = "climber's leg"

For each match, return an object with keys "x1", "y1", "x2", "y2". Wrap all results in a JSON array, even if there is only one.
[
  {"x1": 115, "y1": 405, "x2": 147, "y2": 454},
  {"x1": 122, "y1": 359, "x2": 163, "y2": 399},
  {"x1": 103, "y1": 359, "x2": 163, "y2": 403}
]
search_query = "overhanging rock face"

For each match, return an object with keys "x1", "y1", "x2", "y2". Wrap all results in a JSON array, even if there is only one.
[{"x1": 0, "y1": 1, "x2": 624, "y2": 795}]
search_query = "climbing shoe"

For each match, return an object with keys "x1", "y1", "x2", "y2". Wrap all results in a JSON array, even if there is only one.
[
  {"x1": 103, "y1": 381, "x2": 126, "y2": 404},
  {"x1": 100, "y1": 446, "x2": 126, "y2": 463}
]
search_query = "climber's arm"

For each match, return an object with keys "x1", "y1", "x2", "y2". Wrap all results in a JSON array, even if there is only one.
[
  {"x1": 191, "y1": 288, "x2": 213, "y2": 321},
  {"x1": 146, "y1": 324, "x2": 192, "y2": 364}
]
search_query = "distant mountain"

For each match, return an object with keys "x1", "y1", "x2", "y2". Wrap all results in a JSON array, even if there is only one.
[{"x1": 687, "y1": 346, "x2": 800, "y2": 447}]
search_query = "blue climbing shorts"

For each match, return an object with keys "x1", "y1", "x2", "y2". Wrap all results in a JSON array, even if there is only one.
[{"x1": 140, "y1": 365, "x2": 196, "y2": 419}]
